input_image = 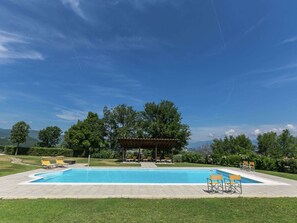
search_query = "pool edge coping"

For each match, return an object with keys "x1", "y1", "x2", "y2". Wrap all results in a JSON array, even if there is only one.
[{"x1": 19, "y1": 167, "x2": 290, "y2": 186}]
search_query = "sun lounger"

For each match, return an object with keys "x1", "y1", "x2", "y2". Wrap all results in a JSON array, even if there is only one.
[
  {"x1": 248, "y1": 161, "x2": 255, "y2": 171},
  {"x1": 55, "y1": 156, "x2": 69, "y2": 167},
  {"x1": 165, "y1": 156, "x2": 172, "y2": 163},
  {"x1": 155, "y1": 156, "x2": 161, "y2": 162},
  {"x1": 240, "y1": 161, "x2": 249, "y2": 170},
  {"x1": 207, "y1": 174, "x2": 223, "y2": 193},
  {"x1": 224, "y1": 175, "x2": 242, "y2": 194},
  {"x1": 41, "y1": 159, "x2": 55, "y2": 169}
]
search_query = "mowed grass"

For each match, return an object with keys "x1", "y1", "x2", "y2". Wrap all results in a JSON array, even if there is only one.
[
  {"x1": 0, "y1": 198, "x2": 296, "y2": 223},
  {"x1": 0, "y1": 156, "x2": 39, "y2": 177},
  {"x1": 256, "y1": 170, "x2": 297, "y2": 181},
  {"x1": 0, "y1": 155, "x2": 141, "y2": 177}
]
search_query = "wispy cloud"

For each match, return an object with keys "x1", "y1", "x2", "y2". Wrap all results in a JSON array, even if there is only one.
[
  {"x1": 210, "y1": 0, "x2": 225, "y2": 48},
  {"x1": 112, "y1": 0, "x2": 180, "y2": 11},
  {"x1": 56, "y1": 109, "x2": 87, "y2": 121},
  {"x1": 0, "y1": 30, "x2": 43, "y2": 63},
  {"x1": 263, "y1": 73, "x2": 297, "y2": 87},
  {"x1": 61, "y1": 0, "x2": 87, "y2": 20},
  {"x1": 100, "y1": 36, "x2": 169, "y2": 51},
  {"x1": 244, "y1": 17, "x2": 266, "y2": 35},
  {"x1": 280, "y1": 36, "x2": 297, "y2": 45},
  {"x1": 247, "y1": 63, "x2": 297, "y2": 75}
]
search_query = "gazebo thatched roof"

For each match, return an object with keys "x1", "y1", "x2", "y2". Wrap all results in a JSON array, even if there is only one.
[{"x1": 118, "y1": 138, "x2": 178, "y2": 149}]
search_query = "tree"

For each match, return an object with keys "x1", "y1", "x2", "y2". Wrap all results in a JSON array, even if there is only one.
[
  {"x1": 278, "y1": 129, "x2": 296, "y2": 158},
  {"x1": 64, "y1": 112, "x2": 106, "y2": 156},
  {"x1": 10, "y1": 121, "x2": 30, "y2": 156},
  {"x1": 38, "y1": 126, "x2": 62, "y2": 147},
  {"x1": 141, "y1": 100, "x2": 191, "y2": 150},
  {"x1": 103, "y1": 105, "x2": 141, "y2": 151},
  {"x1": 211, "y1": 134, "x2": 254, "y2": 157},
  {"x1": 257, "y1": 131, "x2": 279, "y2": 156}
]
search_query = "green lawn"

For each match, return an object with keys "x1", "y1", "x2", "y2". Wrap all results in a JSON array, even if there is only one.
[
  {"x1": 0, "y1": 198, "x2": 296, "y2": 223},
  {"x1": 0, "y1": 156, "x2": 39, "y2": 177},
  {"x1": 0, "y1": 155, "x2": 140, "y2": 177},
  {"x1": 256, "y1": 170, "x2": 297, "y2": 181}
]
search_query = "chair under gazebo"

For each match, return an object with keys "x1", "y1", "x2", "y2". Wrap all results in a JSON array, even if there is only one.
[{"x1": 118, "y1": 138, "x2": 178, "y2": 163}]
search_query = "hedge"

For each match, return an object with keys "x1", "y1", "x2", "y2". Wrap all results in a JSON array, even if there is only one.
[
  {"x1": 0, "y1": 145, "x2": 5, "y2": 153},
  {"x1": 4, "y1": 146, "x2": 73, "y2": 157}
]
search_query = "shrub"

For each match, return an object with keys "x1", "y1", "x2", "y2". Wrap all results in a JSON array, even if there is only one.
[
  {"x1": 277, "y1": 158, "x2": 297, "y2": 173},
  {"x1": 173, "y1": 154, "x2": 183, "y2": 163},
  {"x1": 92, "y1": 149, "x2": 114, "y2": 159},
  {"x1": 4, "y1": 146, "x2": 73, "y2": 157},
  {"x1": 226, "y1": 154, "x2": 242, "y2": 167},
  {"x1": 0, "y1": 145, "x2": 5, "y2": 153},
  {"x1": 180, "y1": 151, "x2": 204, "y2": 163}
]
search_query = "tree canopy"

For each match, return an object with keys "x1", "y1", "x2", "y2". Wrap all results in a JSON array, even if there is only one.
[
  {"x1": 64, "y1": 112, "x2": 106, "y2": 156},
  {"x1": 103, "y1": 104, "x2": 142, "y2": 151},
  {"x1": 212, "y1": 129, "x2": 297, "y2": 160},
  {"x1": 141, "y1": 100, "x2": 190, "y2": 150},
  {"x1": 38, "y1": 126, "x2": 62, "y2": 147},
  {"x1": 211, "y1": 134, "x2": 255, "y2": 158},
  {"x1": 10, "y1": 121, "x2": 30, "y2": 155}
]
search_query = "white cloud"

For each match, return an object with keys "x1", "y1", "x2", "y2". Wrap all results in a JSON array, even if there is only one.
[
  {"x1": 56, "y1": 109, "x2": 87, "y2": 121},
  {"x1": 208, "y1": 133, "x2": 215, "y2": 138},
  {"x1": 281, "y1": 36, "x2": 297, "y2": 44},
  {"x1": 190, "y1": 123, "x2": 297, "y2": 142},
  {"x1": 285, "y1": 124, "x2": 296, "y2": 131},
  {"x1": 225, "y1": 129, "x2": 236, "y2": 137},
  {"x1": 252, "y1": 129, "x2": 262, "y2": 136},
  {"x1": 0, "y1": 30, "x2": 43, "y2": 63},
  {"x1": 61, "y1": 0, "x2": 87, "y2": 20}
]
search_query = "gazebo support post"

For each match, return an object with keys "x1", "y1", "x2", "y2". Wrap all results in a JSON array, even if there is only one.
[
  {"x1": 171, "y1": 147, "x2": 174, "y2": 163},
  {"x1": 122, "y1": 147, "x2": 124, "y2": 162},
  {"x1": 155, "y1": 145, "x2": 157, "y2": 162},
  {"x1": 138, "y1": 147, "x2": 141, "y2": 163}
]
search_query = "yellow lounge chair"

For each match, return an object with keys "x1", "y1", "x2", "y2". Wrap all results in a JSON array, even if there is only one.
[
  {"x1": 55, "y1": 156, "x2": 68, "y2": 167},
  {"x1": 224, "y1": 175, "x2": 242, "y2": 194},
  {"x1": 240, "y1": 161, "x2": 249, "y2": 170},
  {"x1": 207, "y1": 174, "x2": 223, "y2": 193},
  {"x1": 41, "y1": 159, "x2": 55, "y2": 169},
  {"x1": 248, "y1": 161, "x2": 255, "y2": 171}
]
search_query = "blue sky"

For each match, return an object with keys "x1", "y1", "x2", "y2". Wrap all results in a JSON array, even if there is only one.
[{"x1": 0, "y1": 0, "x2": 297, "y2": 143}]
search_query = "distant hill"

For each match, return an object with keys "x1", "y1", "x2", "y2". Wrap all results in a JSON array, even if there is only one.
[
  {"x1": 188, "y1": 140, "x2": 213, "y2": 149},
  {"x1": 0, "y1": 128, "x2": 65, "y2": 147},
  {"x1": 0, "y1": 128, "x2": 39, "y2": 147}
]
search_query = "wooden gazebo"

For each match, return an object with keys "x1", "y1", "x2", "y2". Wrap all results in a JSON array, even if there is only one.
[{"x1": 118, "y1": 138, "x2": 178, "y2": 163}]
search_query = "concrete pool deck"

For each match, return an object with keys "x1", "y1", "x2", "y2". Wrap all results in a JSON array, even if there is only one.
[{"x1": 0, "y1": 166, "x2": 297, "y2": 199}]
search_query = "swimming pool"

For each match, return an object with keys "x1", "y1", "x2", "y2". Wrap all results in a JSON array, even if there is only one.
[{"x1": 30, "y1": 168, "x2": 260, "y2": 184}]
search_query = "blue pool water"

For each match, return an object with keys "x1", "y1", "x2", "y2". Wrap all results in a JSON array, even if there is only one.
[{"x1": 31, "y1": 169, "x2": 260, "y2": 184}]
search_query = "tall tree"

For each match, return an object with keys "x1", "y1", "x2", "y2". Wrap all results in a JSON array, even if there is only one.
[
  {"x1": 103, "y1": 105, "x2": 141, "y2": 151},
  {"x1": 64, "y1": 112, "x2": 106, "y2": 156},
  {"x1": 10, "y1": 121, "x2": 30, "y2": 156},
  {"x1": 211, "y1": 134, "x2": 254, "y2": 156},
  {"x1": 141, "y1": 100, "x2": 191, "y2": 150},
  {"x1": 38, "y1": 126, "x2": 62, "y2": 147},
  {"x1": 278, "y1": 129, "x2": 296, "y2": 158},
  {"x1": 257, "y1": 131, "x2": 279, "y2": 156}
]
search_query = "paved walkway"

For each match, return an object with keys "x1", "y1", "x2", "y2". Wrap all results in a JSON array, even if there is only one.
[
  {"x1": 0, "y1": 167, "x2": 297, "y2": 199},
  {"x1": 140, "y1": 162, "x2": 157, "y2": 168}
]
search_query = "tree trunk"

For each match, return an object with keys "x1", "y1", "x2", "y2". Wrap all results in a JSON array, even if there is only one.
[{"x1": 15, "y1": 143, "x2": 19, "y2": 156}]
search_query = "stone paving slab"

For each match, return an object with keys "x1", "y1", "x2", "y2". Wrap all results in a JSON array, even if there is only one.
[
  {"x1": 140, "y1": 162, "x2": 157, "y2": 168},
  {"x1": 0, "y1": 167, "x2": 296, "y2": 199}
]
